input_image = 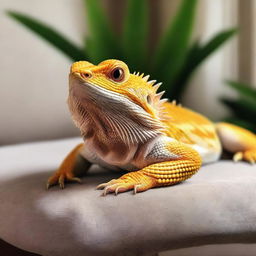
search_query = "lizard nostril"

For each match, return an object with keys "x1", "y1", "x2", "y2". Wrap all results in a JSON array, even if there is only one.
[{"x1": 81, "y1": 71, "x2": 92, "y2": 79}]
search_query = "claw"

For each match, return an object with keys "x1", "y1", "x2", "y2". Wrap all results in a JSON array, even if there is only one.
[
  {"x1": 69, "y1": 177, "x2": 82, "y2": 183},
  {"x1": 97, "y1": 171, "x2": 155, "y2": 196},
  {"x1": 47, "y1": 173, "x2": 82, "y2": 190},
  {"x1": 46, "y1": 175, "x2": 58, "y2": 190},
  {"x1": 115, "y1": 186, "x2": 126, "y2": 195},
  {"x1": 96, "y1": 179, "x2": 117, "y2": 190},
  {"x1": 102, "y1": 186, "x2": 111, "y2": 196},
  {"x1": 59, "y1": 175, "x2": 65, "y2": 189},
  {"x1": 134, "y1": 185, "x2": 141, "y2": 194},
  {"x1": 97, "y1": 183, "x2": 108, "y2": 190},
  {"x1": 102, "y1": 184, "x2": 121, "y2": 196},
  {"x1": 115, "y1": 187, "x2": 120, "y2": 195}
]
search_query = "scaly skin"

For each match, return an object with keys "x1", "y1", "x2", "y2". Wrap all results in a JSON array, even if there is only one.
[{"x1": 47, "y1": 59, "x2": 256, "y2": 195}]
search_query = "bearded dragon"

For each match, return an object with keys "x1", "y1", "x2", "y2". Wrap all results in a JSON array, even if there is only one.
[{"x1": 47, "y1": 59, "x2": 256, "y2": 195}]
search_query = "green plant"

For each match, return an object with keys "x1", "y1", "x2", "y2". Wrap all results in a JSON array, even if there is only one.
[
  {"x1": 221, "y1": 81, "x2": 256, "y2": 132},
  {"x1": 7, "y1": 0, "x2": 236, "y2": 101}
]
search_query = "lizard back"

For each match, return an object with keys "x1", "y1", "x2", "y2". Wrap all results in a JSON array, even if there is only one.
[{"x1": 162, "y1": 102, "x2": 222, "y2": 155}]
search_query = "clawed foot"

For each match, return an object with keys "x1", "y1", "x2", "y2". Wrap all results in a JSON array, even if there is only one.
[
  {"x1": 233, "y1": 149, "x2": 256, "y2": 164},
  {"x1": 46, "y1": 172, "x2": 82, "y2": 189},
  {"x1": 97, "y1": 179, "x2": 142, "y2": 196},
  {"x1": 96, "y1": 172, "x2": 156, "y2": 196}
]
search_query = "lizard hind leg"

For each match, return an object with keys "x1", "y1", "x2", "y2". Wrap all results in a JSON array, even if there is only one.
[{"x1": 216, "y1": 122, "x2": 256, "y2": 164}]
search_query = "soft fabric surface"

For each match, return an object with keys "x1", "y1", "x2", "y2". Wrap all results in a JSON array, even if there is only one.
[{"x1": 0, "y1": 138, "x2": 256, "y2": 256}]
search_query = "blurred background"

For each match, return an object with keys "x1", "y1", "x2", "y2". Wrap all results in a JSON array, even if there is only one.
[{"x1": 1, "y1": 0, "x2": 256, "y2": 145}]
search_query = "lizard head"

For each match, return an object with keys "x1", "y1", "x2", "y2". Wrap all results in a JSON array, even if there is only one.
[{"x1": 68, "y1": 59, "x2": 167, "y2": 143}]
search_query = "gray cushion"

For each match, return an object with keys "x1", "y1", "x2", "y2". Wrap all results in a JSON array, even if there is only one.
[{"x1": 0, "y1": 138, "x2": 256, "y2": 256}]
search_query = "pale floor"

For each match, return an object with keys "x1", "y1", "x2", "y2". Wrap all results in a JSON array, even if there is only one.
[{"x1": 161, "y1": 244, "x2": 256, "y2": 256}]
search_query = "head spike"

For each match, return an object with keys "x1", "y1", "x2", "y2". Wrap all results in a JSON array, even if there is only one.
[
  {"x1": 152, "y1": 82, "x2": 162, "y2": 92},
  {"x1": 147, "y1": 80, "x2": 156, "y2": 86},
  {"x1": 156, "y1": 91, "x2": 165, "y2": 99},
  {"x1": 142, "y1": 75, "x2": 150, "y2": 82},
  {"x1": 160, "y1": 98, "x2": 168, "y2": 104}
]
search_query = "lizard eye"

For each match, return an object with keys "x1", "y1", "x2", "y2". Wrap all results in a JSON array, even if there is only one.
[{"x1": 110, "y1": 67, "x2": 125, "y2": 82}]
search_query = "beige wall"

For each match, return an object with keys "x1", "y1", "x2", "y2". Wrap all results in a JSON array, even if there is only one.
[
  {"x1": 0, "y1": 0, "x2": 85, "y2": 145},
  {"x1": 239, "y1": 0, "x2": 256, "y2": 87},
  {"x1": 183, "y1": 0, "x2": 238, "y2": 120},
  {"x1": 0, "y1": 0, "x2": 242, "y2": 144}
]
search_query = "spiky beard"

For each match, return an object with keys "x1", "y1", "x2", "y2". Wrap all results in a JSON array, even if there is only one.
[{"x1": 68, "y1": 81, "x2": 165, "y2": 145}]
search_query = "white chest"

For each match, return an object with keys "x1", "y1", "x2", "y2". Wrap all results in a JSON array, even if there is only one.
[{"x1": 80, "y1": 137, "x2": 139, "y2": 171}]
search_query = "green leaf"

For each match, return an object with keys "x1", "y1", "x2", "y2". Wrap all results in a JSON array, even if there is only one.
[
  {"x1": 7, "y1": 10, "x2": 87, "y2": 61},
  {"x1": 221, "y1": 98, "x2": 256, "y2": 123},
  {"x1": 190, "y1": 29, "x2": 237, "y2": 69},
  {"x1": 152, "y1": 0, "x2": 197, "y2": 92},
  {"x1": 226, "y1": 80, "x2": 256, "y2": 102},
  {"x1": 83, "y1": 0, "x2": 121, "y2": 63},
  {"x1": 122, "y1": 0, "x2": 148, "y2": 71},
  {"x1": 222, "y1": 117, "x2": 256, "y2": 133},
  {"x1": 169, "y1": 28, "x2": 237, "y2": 100}
]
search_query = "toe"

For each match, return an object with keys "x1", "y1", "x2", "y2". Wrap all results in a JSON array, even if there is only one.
[
  {"x1": 96, "y1": 183, "x2": 109, "y2": 190},
  {"x1": 113, "y1": 184, "x2": 135, "y2": 195},
  {"x1": 66, "y1": 173, "x2": 82, "y2": 184},
  {"x1": 102, "y1": 184, "x2": 120, "y2": 196},
  {"x1": 98, "y1": 171, "x2": 157, "y2": 196},
  {"x1": 59, "y1": 175, "x2": 65, "y2": 189},
  {"x1": 96, "y1": 179, "x2": 117, "y2": 190},
  {"x1": 46, "y1": 174, "x2": 59, "y2": 189},
  {"x1": 46, "y1": 182, "x2": 51, "y2": 190},
  {"x1": 101, "y1": 183, "x2": 134, "y2": 196},
  {"x1": 133, "y1": 185, "x2": 142, "y2": 194},
  {"x1": 244, "y1": 149, "x2": 256, "y2": 164},
  {"x1": 233, "y1": 152, "x2": 243, "y2": 162},
  {"x1": 47, "y1": 172, "x2": 82, "y2": 190},
  {"x1": 69, "y1": 177, "x2": 82, "y2": 183},
  {"x1": 134, "y1": 183, "x2": 152, "y2": 193}
]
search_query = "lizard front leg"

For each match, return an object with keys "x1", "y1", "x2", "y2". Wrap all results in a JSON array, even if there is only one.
[
  {"x1": 97, "y1": 138, "x2": 202, "y2": 195},
  {"x1": 47, "y1": 143, "x2": 91, "y2": 189}
]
